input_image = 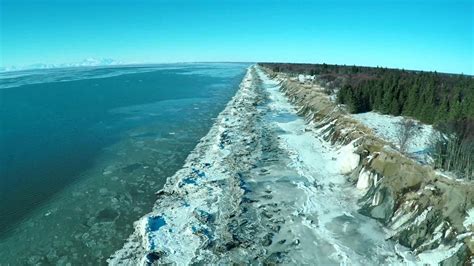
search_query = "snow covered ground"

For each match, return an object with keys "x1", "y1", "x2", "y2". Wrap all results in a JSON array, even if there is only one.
[
  {"x1": 256, "y1": 70, "x2": 411, "y2": 264},
  {"x1": 351, "y1": 112, "x2": 436, "y2": 164}
]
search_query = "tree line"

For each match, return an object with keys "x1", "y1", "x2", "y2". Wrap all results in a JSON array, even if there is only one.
[
  {"x1": 336, "y1": 71, "x2": 474, "y2": 124},
  {"x1": 259, "y1": 63, "x2": 474, "y2": 179}
]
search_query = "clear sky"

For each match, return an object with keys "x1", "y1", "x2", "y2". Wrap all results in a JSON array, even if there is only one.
[{"x1": 1, "y1": 0, "x2": 473, "y2": 74}]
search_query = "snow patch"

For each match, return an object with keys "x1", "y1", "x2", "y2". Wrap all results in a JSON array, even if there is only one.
[
  {"x1": 356, "y1": 169, "x2": 372, "y2": 190},
  {"x1": 417, "y1": 243, "x2": 464, "y2": 265},
  {"x1": 413, "y1": 206, "x2": 433, "y2": 226},
  {"x1": 335, "y1": 139, "x2": 360, "y2": 174},
  {"x1": 463, "y1": 208, "x2": 474, "y2": 229},
  {"x1": 351, "y1": 111, "x2": 436, "y2": 164}
]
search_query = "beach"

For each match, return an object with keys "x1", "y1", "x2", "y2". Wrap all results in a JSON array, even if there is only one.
[{"x1": 110, "y1": 66, "x2": 411, "y2": 264}]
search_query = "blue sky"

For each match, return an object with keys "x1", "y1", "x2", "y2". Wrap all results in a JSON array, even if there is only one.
[{"x1": 1, "y1": 0, "x2": 472, "y2": 74}]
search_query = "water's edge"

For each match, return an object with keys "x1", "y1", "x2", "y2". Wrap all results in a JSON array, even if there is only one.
[
  {"x1": 109, "y1": 64, "x2": 473, "y2": 265},
  {"x1": 109, "y1": 66, "x2": 405, "y2": 264},
  {"x1": 109, "y1": 66, "x2": 260, "y2": 264}
]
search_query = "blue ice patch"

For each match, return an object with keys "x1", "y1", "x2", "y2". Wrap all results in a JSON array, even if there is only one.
[
  {"x1": 148, "y1": 215, "x2": 166, "y2": 232},
  {"x1": 183, "y1": 177, "x2": 197, "y2": 184},
  {"x1": 192, "y1": 168, "x2": 206, "y2": 177}
]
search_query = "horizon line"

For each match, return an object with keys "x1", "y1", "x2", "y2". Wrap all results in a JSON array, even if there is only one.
[{"x1": 1, "y1": 61, "x2": 472, "y2": 76}]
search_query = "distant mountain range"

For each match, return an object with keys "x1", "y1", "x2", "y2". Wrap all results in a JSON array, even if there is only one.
[{"x1": 1, "y1": 58, "x2": 125, "y2": 72}]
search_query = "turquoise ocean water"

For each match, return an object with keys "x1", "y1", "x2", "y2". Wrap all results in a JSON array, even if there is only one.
[{"x1": 0, "y1": 63, "x2": 248, "y2": 264}]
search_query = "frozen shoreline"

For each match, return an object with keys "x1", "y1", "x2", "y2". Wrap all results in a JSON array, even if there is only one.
[
  {"x1": 109, "y1": 66, "x2": 262, "y2": 264},
  {"x1": 110, "y1": 66, "x2": 407, "y2": 264},
  {"x1": 109, "y1": 65, "x2": 471, "y2": 265}
]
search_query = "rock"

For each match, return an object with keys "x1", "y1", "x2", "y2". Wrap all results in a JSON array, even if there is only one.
[
  {"x1": 224, "y1": 240, "x2": 240, "y2": 251},
  {"x1": 270, "y1": 225, "x2": 281, "y2": 232},
  {"x1": 241, "y1": 197, "x2": 258, "y2": 204},
  {"x1": 440, "y1": 244, "x2": 469, "y2": 266},
  {"x1": 264, "y1": 251, "x2": 285, "y2": 264},
  {"x1": 292, "y1": 239, "x2": 300, "y2": 246},
  {"x1": 262, "y1": 194, "x2": 273, "y2": 200},
  {"x1": 262, "y1": 233, "x2": 274, "y2": 246},
  {"x1": 359, "y1": 186, "x2": 395, "y2": 224},
  {"x1": 261, "y1": 210, "x2": 273, "y2": 219}
]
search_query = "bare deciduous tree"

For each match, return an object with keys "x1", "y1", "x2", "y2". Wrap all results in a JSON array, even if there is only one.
[
  {"x1": 431, "y1": 118, "x2": 474, "y2": 180},
  {"x1": 396, "y1": 118, "x2": 419, "y2": 154}
]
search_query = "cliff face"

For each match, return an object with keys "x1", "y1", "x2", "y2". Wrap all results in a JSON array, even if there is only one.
[{"x1": 267, "y1": 69, "x2": 474, "y2": 265}]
